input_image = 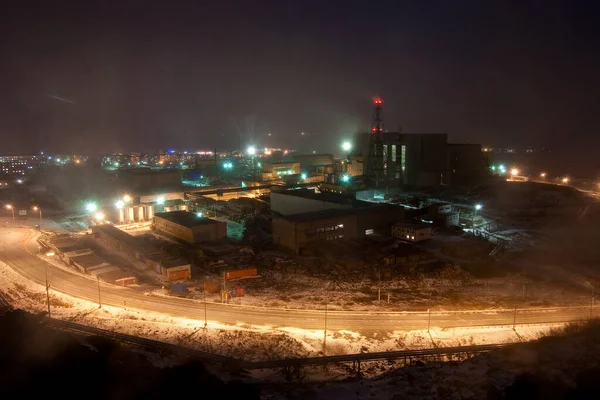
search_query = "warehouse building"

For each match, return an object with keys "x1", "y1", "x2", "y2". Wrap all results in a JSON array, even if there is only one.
[
  {"x1": 92, "y1": 224, "x2": 159, "y2": 260},
  {"x1": 153, "y1": 211, "x2": 226, "y2": 244},
  {"x1": 270, "y1": 189, "x2": 367, "y2": 216},
  {"x1": 145, "y1": 251, "x2": 191, "y2": 280},
  {"x1": 391, "y1": 222, "x2": 432, "y2": 242},
  {"x1": 272, "y1": 205, "x2": 404, "y2": 254}
]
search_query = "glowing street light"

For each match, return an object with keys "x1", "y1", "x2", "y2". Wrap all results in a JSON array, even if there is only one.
[
  {"x1": 341, "y1": 141, "x2": 352, "y2": 152},
  {"x1": 341, "y1": 174, "x2": 350, "y2": 183},
  {"x1": 115, "y1": 200, "x2": 125, "y2": 209},
  {"x1": 301, "y1": 173, "x2": 307, "y2": 180},
  {"x1": 562, "y1": 177, "x2": 569, "y2": 184},
  {"x1": 123, "y1": 194, "x2": 132, "y2": 203},
  {"x1": 156, "y1": 196, "x2": 165, "y2": 205},
  {"x1": 33, "y1": 206, "x2": 42, "y2": 231},
  {"x1": 85, "y1": 202, "x2": 98, "y2": 213},
  {"x1": 5, "y1": 204, "x2": 15, "y2": 227},
  {"x1": 196, "y1": 212, "x2": 203, "y2": 218},
  {"x1": 95, "y1": 212, "x2": 105, "y2": 221},
  {"x1": 540, "y1": 172, "x2": 547, "y2": 178},
  {"x1": 510, "y1": 168, "x2": 519, "y2": 176},
  {"x1": 246, "y1": 146, "x2": 256, "y2": 156},
  {"x1": 475, "y1": 204, "x2": 483, "y2": 211}
]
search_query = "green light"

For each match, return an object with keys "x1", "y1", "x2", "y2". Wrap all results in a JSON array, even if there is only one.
[
  {"x1": 342, "y1": 174, "x2": 350, "y2": 183},
  {"x1": 85, "y1": 203, "x2": 98, "y2": 213},
  {"x1": 197, "y1": 212, "x2": 203, "y2": 218},
  {"x1": 491, "y1": 166, "x2": 496, "y2": 171},
  {"x1": 301, "y1": 173, "x2": 307, "y2": 180},
  {"x1": 156, "y1": 196, "x2": 165, "y2": 205}
]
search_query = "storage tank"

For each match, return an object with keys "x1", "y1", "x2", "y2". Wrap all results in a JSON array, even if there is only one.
[
  {"x1": 137, "y1": 206, "x2": 144, "y2": 221},
  {"x1": 118, "y1": 209, "x2": 125, "y2": 224},
  {"x1": 146, "y1": 205, "x2": 154, "y2": 219},
  {"x1": 127, "y1": 207, "x2": 135, "y2": 222}
]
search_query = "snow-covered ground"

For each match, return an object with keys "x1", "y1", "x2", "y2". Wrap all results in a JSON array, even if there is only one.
[{"x1": 0, "y1": 258, "x2": 562, "y2": 374}]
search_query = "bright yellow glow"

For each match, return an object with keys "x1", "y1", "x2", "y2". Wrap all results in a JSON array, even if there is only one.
[
  {"x1": 95, "y1": 212, "x2": 105, "y2": 220},
  {"x1": 32, "y1": 206, "x2": 38, "y2": 211},
  {"x1": 510, "y1": 168, "x2": 519, "y2": 176},
  {"x1": 123, "y1": 195, "x2": 132, "y2": 203},
  {"x1": 46, "y1": 252, "x2": 55, "y2": 257},
  {"x1": 75, "y1": 159, "x2": 81, "y2": 164},
  {"x1": 5, "y1": 204, "x2": 12, "y2": 210},
  {"x1": 540, "y1": 172, "x2": 546, "y2": 178},
  {"x1": 562, "y1": 177, "x2": 569, "y2": 184}
]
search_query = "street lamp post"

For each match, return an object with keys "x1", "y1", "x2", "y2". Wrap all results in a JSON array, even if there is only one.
[
  {"x1": 204, "y1": 280, "x2": 208, "y2": 329},
  {"x1": 33, "y1": 206, "x2": 42, "y2": 231},
  {"x1": 5, "y1": 205, "x2": 15, "y2": 227},
  {"x1": 45, "y1": 263, "x2": 51, "y2": 318}
]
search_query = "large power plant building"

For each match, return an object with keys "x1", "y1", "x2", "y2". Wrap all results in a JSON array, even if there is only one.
[
  {"x1": 357, "y1": 132, "x2": 485, "y2": 188},
  {"x1": 153, "y1": 211, "x2": 226, "y2": 244}
]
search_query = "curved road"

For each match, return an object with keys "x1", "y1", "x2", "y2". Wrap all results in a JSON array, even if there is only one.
[{"x1": 0, "y1": 229, "x2": 595, "y2": 332}]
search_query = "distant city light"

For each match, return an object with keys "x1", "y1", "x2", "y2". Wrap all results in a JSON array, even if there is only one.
[
  {"x1": 301, "y1": 173, "x2": 307, "y2": 180},
  {"x1": 490, "y1": 165, "x2": 496, "y2": 171},
  {"x1": 540, "y1": 172, "x2": 547, "y2": 178},
  {"x1": 85, "y1": 203, "x2": 98, "y2": 213},
  {"x1": 341, "y1": 174, "x2": 350, "y2": 183},
  {"x1": 115, "y1": 200, "x2": 125, "y2": 209},
  {"x1": 301, "y1": 132, "x2": 305, "y2": 136},
  {"x1": 562, "y1": 177, "x2": 569, "y2": 184},
  {"x1": 156, "y1": 196, "x2": 165, "y2": 205},
  {"x1": 16, "y1": 179, "x2": 23, "y2": 184},
  {"x1": 223, "y1": 162, "x2": 233, "y2": 170},
  {"x1": 475, "y1": 204, "x2": 483, "y2": 211},
  {"x1": 197, "y1": 212, "x2": 203, "y2": 218},
  {"x1": 342, "y1": 141, "x2": 352, "y2": 152},
  {"x1": 246, "y1": 146, "x2": 256, "y2": 156}
]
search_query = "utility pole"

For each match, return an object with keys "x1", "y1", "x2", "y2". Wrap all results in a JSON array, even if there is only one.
[
  {"x1": 378, "y1": 268, "x2": 381, "y2": 304},
  {"x1": 513, "y1": 304, "x2": 517, "y2": 329},
  {"x1": 323, "y1": 297, "x2": 328, "y2": 356},
  {"x1": 591, "y1": 286, "x2": 595, "y2": 320},
  {"x1": 45, "y1": 264, "x2": 51, "y2": 318},
  {"x1": 427, "y1": 309, "x2": 431, "y2": 333},
  {"x1": 204, "y1": 282, "x2": 208, "y2": 329},
  {"x1": 97, "y1": 277, "x2": 101, "y2": 308},
  {"x1": 522, "y1": 281, "x2": 525, "y2": 300}
]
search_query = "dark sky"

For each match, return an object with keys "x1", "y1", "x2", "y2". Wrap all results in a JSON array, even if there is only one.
[{"x1": 0, "y1": 0, "x2": 598, "y2": 160}]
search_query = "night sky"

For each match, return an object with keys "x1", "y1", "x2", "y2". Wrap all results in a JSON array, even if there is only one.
[{"x1": 1, "y1": 1, "x2": 598, "y2": 162}]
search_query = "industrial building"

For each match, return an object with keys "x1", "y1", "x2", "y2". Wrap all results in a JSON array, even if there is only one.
[
  {"x1": 261, "y1": 161, "x2": 301, "y2": 181},
  {"x1": 145, "y1": 252, "x2": 192, "y2": 280},
  {"x1": 355, "y1": 100, "x2": 486, "y2": 189},
  {"x1": 272, "y1": 204, "x2": 404, "y2": 254},
  {"x1": 270, "y1": 189, "x2": 365, "y2": 216},
  {"x1": 428, "y1": 202, "x2": 459, "y2": 227},
  {"x1": 153, "y1": 211, "x2": 226, "y2": 244},
  {"x1": 47, "y1": 234, "x2": 137, "y2": 285},
  {"x1": 392, "y1": 222, "x2": 432, "y2": 242}
]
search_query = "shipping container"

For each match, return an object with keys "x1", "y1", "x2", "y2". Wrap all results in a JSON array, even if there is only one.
[
  {"x1": 224, "y1": 268, "x2": 257, "y2": 280},
  {"x1": 235, "y1": 287, "x2": 244, "y2": 297},
  {"x1": 204, "y1": 281, "x2": 220, "y2": 293},
  {"x1": 171, "y1": 282, "x2": 187, "y2": 293},
  {"x1": 167, "y1": 269, "x2": 190, "y2": 281}
]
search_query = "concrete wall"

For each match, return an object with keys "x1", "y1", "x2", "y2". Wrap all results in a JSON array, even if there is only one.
[{"x1": 270, "y1": 192, "x2": 352, "y2": 216}]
